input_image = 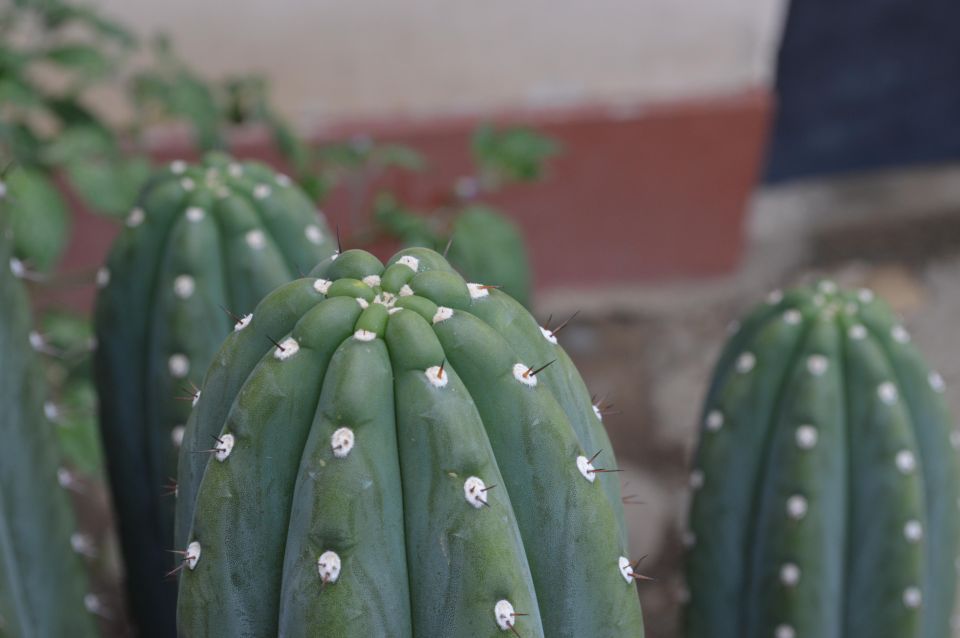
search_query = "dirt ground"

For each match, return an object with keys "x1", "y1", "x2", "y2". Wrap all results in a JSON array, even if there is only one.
[{"x1": 538, "y1": 165, "x2": 960, "y2": 637}]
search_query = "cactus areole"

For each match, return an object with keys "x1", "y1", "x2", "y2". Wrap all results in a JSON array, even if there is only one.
[
  {"x1": 685, "y1": 282, "x2": 960, "y2": 638},
  {"x1": 174, "y1": 248, "x2": 644, "y2": 637},
  {"x1": 0, "y1": 208, "x2": 99, "y2": 637},
  {"x1": 94, "y1": 155, "x2": 335, "y2": 636}
]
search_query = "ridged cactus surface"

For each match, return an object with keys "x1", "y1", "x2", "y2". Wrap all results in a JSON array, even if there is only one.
[
  {"x1": 0, "y1": 213, "x2": 99, "y2": 637},
  {"x1": 174, "y1": 248, "x2": 644, "y2": 637},
  {"x1": 685, "y1": 282, "x2": 959, "y2": 638},
  {"x1": 94, "y1": 154, "x2": 335, "y2": 636}
]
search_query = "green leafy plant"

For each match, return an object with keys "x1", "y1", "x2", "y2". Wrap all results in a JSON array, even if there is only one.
[
  {"x1": 0, "y1": 0, "x2": 137, "y2": 266},
  {"x1": 175, "y1": 247, "x2": 644, "y2": 637},
  {"x1": 685, "y1": 281, "x2": 959, "y2": 638},
  {"x1": 311, "y1": 127, "x2": 559, "y2": 307}
]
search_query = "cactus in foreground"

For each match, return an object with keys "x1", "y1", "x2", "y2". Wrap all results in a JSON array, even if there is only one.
[
  {"x1": 0, "y1": 209, "x2": 99, "y2": 636},
  {"x1": 685, "y1": 281, "x2": 959, "y2": 638},
  {"x1": 174, "y1": 248, "x2": 643, "y2": 637},
  {"x1": 94, "y1": 154, "x2": 335, "y2": 636}
]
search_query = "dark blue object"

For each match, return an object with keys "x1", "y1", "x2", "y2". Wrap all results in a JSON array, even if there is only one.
[{"x1": 765, "y1": 0, "x2": 960, "y2": 182}]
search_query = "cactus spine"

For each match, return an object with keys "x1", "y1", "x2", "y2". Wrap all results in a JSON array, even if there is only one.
[
  {"x1": 685, "y1": 282, "x2": 960, "y2": 638},
  {"x1": 174, "y1": 248, "x2": 644, "y2": 637},
  {"x1": 0, "y1": 205, "x2": 99, "y2": 637},
  {"x1": 94, "y1": 154, "x2": 335, "y2": 636}
]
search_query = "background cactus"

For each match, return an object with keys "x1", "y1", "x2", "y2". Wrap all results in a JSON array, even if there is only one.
[
  {"x1": 684, "y1": 281, "x2": 960, "y2": 638},
  {"x1": 0, "y1": 205, "x2": 100, "y2": 637},
  {"x1": 94, "y1": 154, "x2": 335, "y2": 636},
  {"x1": 174, "y1": 247, "x2": 644, "y2": 637}
]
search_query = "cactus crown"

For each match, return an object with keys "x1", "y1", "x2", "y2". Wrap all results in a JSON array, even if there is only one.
[
  {"x1": 685, "y1": 281, "x2": 959, "y2": 638},
  {"x1": 94, "y1": 153, "x2": 335, "y2": 636},
  {"x1": 175, "y1": 247, "x2": 644, "y2": 637}
]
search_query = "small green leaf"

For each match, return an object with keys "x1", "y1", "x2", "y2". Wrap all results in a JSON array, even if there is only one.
[
  {"x1": 373, "y1": 144, "x2": 425, "y2": 171},
  {"x1": 40, "y1": 310, "x2": 93, "y2": 353},
  {"x1": 373, "y1": 192, "x2": 438, "y2": 246},
  {"x1": 40, "y1": 124, "x2": 115, "y2": 165},
  {"x1": 44, "y1": 44, "x2": 112, "y2": 78},
  {"x1": 0, "y1": 78, "x2": 43, "y2": 108},
  {"x1": 65, "y1": 155, "x2": 151, "y2": 216},
  {"x1": 471, "y1": 124, "x2": 559, "y2": 184},
  {"x1": 55, "y1": 380, "x2": 103, "y2": 476},
  {"x1": 4, "y1": 168, "x2": 70, "y2": 271},
  {"x1": 317, "y1": 140, "x2": 369, "y2": 169}
]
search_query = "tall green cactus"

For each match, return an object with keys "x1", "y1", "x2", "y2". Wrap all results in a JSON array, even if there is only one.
[
  {"x1": 685, "y1": 281, "x2": 960, "y2": 638},
  {"x1": 94, "y1": 154, "x2": 335, "y2": 636},
  {"x1": 174, "y1": 247, "x2": 644, "y2": 637},
  {"x1": 0, "y1": 207, "x2": 99, "y2": 637}
]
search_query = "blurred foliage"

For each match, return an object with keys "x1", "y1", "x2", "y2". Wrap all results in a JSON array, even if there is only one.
[
  {"x1": 35, "y1": 308, "x2": 102, "y2": 475},
  {"x1": 353, "y1": 126, "x2": 555, "y2": 306},
  {"x1": 1, "y1": 1, "x2": 556, "y2": 485},
  {"x1": 472, "y1": 123, "x2": 560, "y2": 184},
  {"x1": 0, "y1": 0, "x2": 135, "y2": 265}
]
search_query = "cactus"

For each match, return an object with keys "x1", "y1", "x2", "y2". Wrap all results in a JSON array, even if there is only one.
[
  {"x1": 94, "y1": 154, "x2": 335, "y2": 636},
  {"x1": 684, "y1": 281, "x2": 960, "y2": 638},
  {"x1": 174, "y1": 247, "x2": 644, "y2": 637},
  {"x1": 0, "y1": 205, "x2": 99, "y2": 637}
]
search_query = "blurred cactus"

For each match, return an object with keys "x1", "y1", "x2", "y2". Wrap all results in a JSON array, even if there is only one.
[
  {"x1": 0, "y1": 189, "x2": 100, "y2": 637},
  {"x1": 93, "y1": 155, "x2": 335, "y2": 636},
  {"x1": 174, "y1": 248, "x2": 642, "y2": 637},
  {"x1": 685, "y1": 281, "x2": 959, "y2": 638}
]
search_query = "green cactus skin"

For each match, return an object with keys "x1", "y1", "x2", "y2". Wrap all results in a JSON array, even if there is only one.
[
  {"x1": 93, "y1": 154, "x2": 335, "y2": 637},
  {"x1": 684, "y1": 282, "x2": 960, "y2": 638},
  {"x1": 174, "y1": 248, "x2": 644, "y2": 637},
  {"x1": 0, "y1": 213, "x2": 99, "y2": 637}
]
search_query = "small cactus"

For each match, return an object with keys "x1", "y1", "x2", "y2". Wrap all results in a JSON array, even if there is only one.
[
  {"x1": 174, "y1": 248, "x2": 644, "y2": 637},
  {"x1": 93, "y1": 154, "x2": 335, "y2": 636},
  {"x1": 685, "y1": 282, "x2": 960, "y2": 638},
  {"x1": 0, "y1": 203, "x2": 99, "y2": 637}
]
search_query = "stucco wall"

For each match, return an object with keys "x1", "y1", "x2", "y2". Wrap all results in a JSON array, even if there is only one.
[{"x1": 94, "y1": 0, "x2": 787, "y2": 123}]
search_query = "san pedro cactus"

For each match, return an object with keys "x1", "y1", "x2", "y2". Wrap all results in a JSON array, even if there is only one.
[
  {"x1": 685, "y1": 281, "x2": 959, "y2": 638},
  {"x1": 0, "y1": 209, "x2": 99, "y2": 637},
  {"x1": 174, "y1": 247, "x2": 644, "y2": 637},
  {"x1": 94, "y1": 154, "x2": 335, "y2": 636}
]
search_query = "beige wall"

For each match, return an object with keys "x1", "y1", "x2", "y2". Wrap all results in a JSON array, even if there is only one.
[{"x1": 95, "y1": 0, "x2": 787, "y2": 124}]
